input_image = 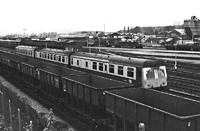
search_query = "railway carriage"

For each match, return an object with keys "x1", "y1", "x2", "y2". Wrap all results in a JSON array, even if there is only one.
[
  {"x1": 70, "y1": 52, "x2": 167, "y2": 88},
  {"x1": 16, "y1": 45, "x2": 37, "y2": 57},
  {"x1": 35, "y1": 48, "x2": 73, "y2": 65},
  {"x1": 15, "y1": 45, "x2": 167, "y2": 89}
]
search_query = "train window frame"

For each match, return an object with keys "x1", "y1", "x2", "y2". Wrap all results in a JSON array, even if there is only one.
[
  {"x1": 85, "y1": 61, "x2": 88, "y2": 68},
  {"x1": 92, "y1": 61, "x2": 97, "y2": 70},
  {"x1": 104, "y1": 64, "x2": 108, "y2": 72},
  {"x1": 59, "y1": 56, "x2": 61, "y2": 62},
  {"x1": 77, "y1": 59, "x2": 80, "y2": 66},
  {"x1": 146, "y1": 68, "x2": 155, "y2": 79},
  {"x1": 109, "y1": 64, "x2": 114, "y2": 74},
  {"x1": 62, "y1": 56, "x2": 65, "y2": 63},
  {"x1": 99, "y1": 62, "x2": 103, "y2": 71},
  {"x1": 50, "y1": 54, "x2": 53, "y2": 60},
  {"x1": 42, "y1": 53, "x2": 45, "y2": 58},
  {"x1": 47, "y1": 54, "x2": 50, "y2": 59},
  {"x1": 54, "y1": 55, "x2": 56, "y2": 61},
  {"x1": 71, "y1": 58, "x2": 74, "y2": 65},
  {"x1": 127, "y1": 67, "x2": 134, "y2": 78},
  {"x1": 118, "y1": 65, "x2": 124, "y2": 76},
  {"x1": 44, "y1": 53, "x2": 47, "y2": 59}
]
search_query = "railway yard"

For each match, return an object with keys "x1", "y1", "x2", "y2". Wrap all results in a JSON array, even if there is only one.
[{"x1": 0, "y1": 45, "x2": 200, "y2": 131}]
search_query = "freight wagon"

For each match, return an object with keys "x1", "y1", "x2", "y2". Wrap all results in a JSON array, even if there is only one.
[
  {"x1": 37, "y1": 65, "x2": 85, "y2": 100},
  {"x1": 61, "y1": 74, "x2": 133, "y2": 119},
  {"x1": 105, "y1": 88, "x2": 200, "y2": 131}
]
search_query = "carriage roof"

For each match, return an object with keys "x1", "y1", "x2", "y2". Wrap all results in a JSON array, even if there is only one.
[
  {"x1": 16, "y1": 45, "x2": 37, "y2": 50},
  {"x1": 35, "y1": 48, "x2": 73, "y2": 56},
  {"x1": 71, "y1": 52, "x2": 164, "y2": 68}
]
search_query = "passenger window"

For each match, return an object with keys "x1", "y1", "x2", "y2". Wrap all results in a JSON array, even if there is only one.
[
  {"x1": 71, "y1": 58, "x2": 73, "y2": 65},
  {"x1": 109, "y1": 64, "x2": 114, "y2": 73},
  {"x1": 59, "y1": 56, "x2": 61, "y2": 62},
  {"x1": 54, "y1": 55, "x2": 56, "y2": 60},
  {"x1": 118, "y1": 66, "x2": 124, "y2": 75},
  {"x1": 104, "y1": 64, "x2": 107, "y2": 72},
  {"x1": 77, "y1": 60, "x2": 79, "y2": 65},
  {"x1": 62, "y1": 56, "x2": 65, "y2": 63},
  {"x1": 127, "y1": 67, "x2": 134, "y2": 77},
  {"x1": 40, "y1": 53, "x2": 42, "y2": 57},
  {"x1": 93, "y1": 62, "x2": 97, "y2": 70},
  {"x1": 99, "y1": 63, "x2": 103, "y2": 71}
]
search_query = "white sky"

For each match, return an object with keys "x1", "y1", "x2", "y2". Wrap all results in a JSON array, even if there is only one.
[{"x1": 0, "y1": 0, "x2": 200, "y2": 35}]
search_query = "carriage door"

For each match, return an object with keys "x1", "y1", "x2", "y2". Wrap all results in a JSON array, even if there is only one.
[{"x1": 104, "y1": 64, "x2": 108, "y2": 73}]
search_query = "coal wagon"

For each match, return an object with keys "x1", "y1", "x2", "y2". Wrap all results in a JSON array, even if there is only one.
[
  {"x1": 37, "y1": 65, "x2": 85, "y2": 100},
  {"x1": 105, "y1": 88, "x2": 200, "y2": 131},
  {"x1": 61, "y1": 74, "x2": 133, "y2": 119}
]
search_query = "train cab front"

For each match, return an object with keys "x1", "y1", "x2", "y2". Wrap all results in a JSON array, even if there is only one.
[{"x1": 142, "y1": 66, "x2": 167, "y2": 89}]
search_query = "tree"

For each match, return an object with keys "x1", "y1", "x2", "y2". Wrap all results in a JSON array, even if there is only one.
[{"x1": 131, "y1": 26, "x2": 142, "y2": 33}]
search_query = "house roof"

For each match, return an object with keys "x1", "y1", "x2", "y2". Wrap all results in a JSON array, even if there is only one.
[{"x1": 169, "y1": 29, "x2": 186, "y2": 36}]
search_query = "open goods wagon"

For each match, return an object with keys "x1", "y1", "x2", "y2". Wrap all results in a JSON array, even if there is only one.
[
  {"x1": 37, "y1": 65, "x2": 85, "y2": 98},
  {"x1": 61, "y1": 74, "x2": 133, "y2": 118},
  {"x1": 105, "y1": 88, "x2": 200, "y2": 131}
]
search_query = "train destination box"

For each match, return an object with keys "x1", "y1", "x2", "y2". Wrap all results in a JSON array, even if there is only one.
[
  {"x1": 62, "y1": 74, "x2": 133, "y2": 107},
  {"x1": 105, "y1": 88, "x2": 200, "y2": 131}
]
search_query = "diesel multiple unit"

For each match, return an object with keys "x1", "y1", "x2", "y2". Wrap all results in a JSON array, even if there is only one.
[{"x1": 16, "y1": 45, "x2": 167, "y2": 88}]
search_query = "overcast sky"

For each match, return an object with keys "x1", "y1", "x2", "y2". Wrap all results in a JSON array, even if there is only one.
[{"x1": 0, "y1": 0, "x2": 199, "y2": 35}]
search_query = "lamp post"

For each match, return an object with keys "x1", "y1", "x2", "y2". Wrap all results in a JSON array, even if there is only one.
[
  {"x1": 174, "y1": 43, "x2": 177, "y2": 69},
  {"x1": 174, "y1": 21, "x2": 179, "y2": 69}
]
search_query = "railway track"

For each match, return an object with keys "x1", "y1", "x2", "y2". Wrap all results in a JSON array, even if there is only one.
[
  {"x1": 160, "y1": 88, "x2": 200, "y2": 102},
  {"x1": 167, "y1": 75, "x2": 200, "y2": 97},
  {"x1": 168, "y1": 69, "x2": 200, "y2": 80}
]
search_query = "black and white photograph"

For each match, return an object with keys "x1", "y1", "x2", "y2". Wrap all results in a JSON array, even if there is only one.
[{"x1": 0, "y1": 0, "x2": 200, "y2": 130}]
